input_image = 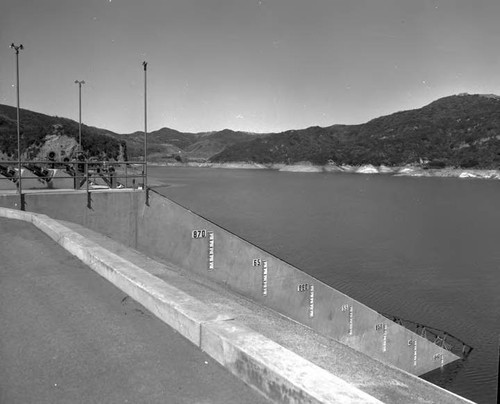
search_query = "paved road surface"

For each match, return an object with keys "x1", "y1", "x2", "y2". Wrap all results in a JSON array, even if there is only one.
[{"x1": 0, "y1": 218, "x2": 270, "y2": 404}]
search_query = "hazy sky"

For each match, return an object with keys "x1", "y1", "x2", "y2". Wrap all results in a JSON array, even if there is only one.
[{"x1": 1, "y1": 0, "x2": 500, "y2": 134}]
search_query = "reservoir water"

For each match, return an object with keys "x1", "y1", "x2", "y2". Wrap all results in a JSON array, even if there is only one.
[{"x1": 149, "y1": 166, "x2": 499, "y2": 404}]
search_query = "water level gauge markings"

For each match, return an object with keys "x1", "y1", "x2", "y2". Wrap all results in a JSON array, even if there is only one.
[
  {"x1": 309, "y1": 284, "x2": 314, "y2": 318},
  {"x1": 252, "y1": 259, "x2": 268, "y2": 296},
  {"x1": 342, "y1": 304, "x2": 353, "y2": 335},
  {"x1": 262, "y1": 260, "x2": 268, "y2": 296},
  {"x1": 191, "y1": 229, "x2": 214, "y2": 271},
  {"x1": 408, "y1": 339, "x2": 418, "y2": 366},
  {"x1": 208, "y1": 231, "x2": 214, "y2": 270},
  {"x1": 376, "y1": 323, "x2": 388, "y2": 352},
  {"x1": 297, "y1": 283, "x2": 314, "y2": 317}
]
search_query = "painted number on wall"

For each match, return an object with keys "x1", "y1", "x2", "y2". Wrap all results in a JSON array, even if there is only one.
[
  {"x1": 433, "y1": 353, "x2": 445, "y2": 367},
  {"x1": 192, "y1": 229, "x2": 207, "y2": 239},
  {"x1": 297, "y1": 283, "x2": 309, "y2": 292}
]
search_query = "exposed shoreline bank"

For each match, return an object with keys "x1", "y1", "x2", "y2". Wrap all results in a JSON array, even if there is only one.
[{"x1": 148, "y1": 161, "x2": 500, "y2": 180}]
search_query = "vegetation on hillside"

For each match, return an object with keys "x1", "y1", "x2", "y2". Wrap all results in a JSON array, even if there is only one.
[
  {"x1": 0, "y1": 104, "x2": 127, "y2": 160},
  {"x1": 119, "y1": 128, "x2": 264, "y2": 161},
  {"x1": 211, "y1": 94, "x2": 500, "y2": 169},
  {"x1": 3, "y1": 94, "x2": 500, "y2": 168},
  {"x1": 119, "y1": 127, "x2": 198, "y2": 159}
]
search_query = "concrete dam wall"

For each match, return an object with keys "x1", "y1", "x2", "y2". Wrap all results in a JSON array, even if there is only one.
[{"x1": 0, "y1": 189, "x2": 460, "y2": 375}]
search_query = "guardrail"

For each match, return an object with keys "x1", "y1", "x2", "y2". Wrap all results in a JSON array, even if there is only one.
[{"x1": 0, "y1": 159, "x2": 147, "y2": 210}]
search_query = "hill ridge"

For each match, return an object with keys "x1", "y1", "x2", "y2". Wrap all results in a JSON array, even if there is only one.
[
  {"x1": 2, "y1": 92, "x2": 500, "y2": 168},
  {"x1": 211, "y1": 93, "x2": 500, "y2": 169}
]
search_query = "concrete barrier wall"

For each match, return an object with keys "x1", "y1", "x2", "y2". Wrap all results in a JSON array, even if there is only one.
[
  {"x1": 136, "y1": 191, "x2": 459, "y2": 375},
  {"x1": 0, "y1": 189, "x2": 460, "y2": 375},
  {"x1": 0, "y1": 190, "x2": 140, "y2": 248}
]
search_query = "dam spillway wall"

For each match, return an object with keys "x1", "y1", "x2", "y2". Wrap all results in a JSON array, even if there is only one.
[{"x1": 0, "y1": 189, "x2": 460, "y2": 375}]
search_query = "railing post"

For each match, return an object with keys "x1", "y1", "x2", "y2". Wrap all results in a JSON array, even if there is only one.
[
  {"x1": 11, "y1": 43, "x2": 24, "y2": 210},
  {"x1": 143, "y1": 61, "x2": 148, "y2": 202},
  {"x1": 20, "y1": 190, "x2": 25, "y2": 211},
  {"x1": 86, "y1": 160, "x2": 91, "y2": 209},
  {"x1": 18, "y1": 161, "x2": 25, "y2": 211}
]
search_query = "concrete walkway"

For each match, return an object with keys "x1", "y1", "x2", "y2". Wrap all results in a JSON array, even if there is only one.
[{"x1": 0, "y1": 218, "x2": 271, "y2": 404}]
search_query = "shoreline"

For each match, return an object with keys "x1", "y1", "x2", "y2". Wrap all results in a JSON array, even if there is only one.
[{"x1": 148, "y1": 161, "x2": 500, "y2": 180}]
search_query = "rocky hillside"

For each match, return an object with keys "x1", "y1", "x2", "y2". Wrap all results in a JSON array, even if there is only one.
[
  {"x1": 0, "y1": 104, "x2": 126, "y2": 161},
  {"x1": 211, "y1": 94, "x2": 500, "y2": 169}
]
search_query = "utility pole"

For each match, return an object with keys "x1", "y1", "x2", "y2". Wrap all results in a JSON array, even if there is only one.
[
  {"x1": 10, "y1": 43, "x2": 23, "y2": 208},
  {"x1": 74, "y1": 80, "x2": 85, "y2": 151},
  {"x1": 142, "y1": 61, "x2": 148, "y2": 191}
]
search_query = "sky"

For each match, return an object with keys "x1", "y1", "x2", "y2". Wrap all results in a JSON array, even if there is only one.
[{"x1": 1, "y1": 0, "x2": 500, "y2": 134}]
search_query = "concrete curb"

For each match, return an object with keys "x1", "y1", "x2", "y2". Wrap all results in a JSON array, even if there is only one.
[
  {"x1": 201, "y1": 320, "x2": 383, "y2": 404},
  {"x1": 0, "y1": 208, "x2": 384, "y2": 404}
]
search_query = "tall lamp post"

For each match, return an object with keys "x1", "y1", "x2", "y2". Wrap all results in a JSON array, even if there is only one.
[
  {"x1": 142, "y1": 61, "x2": 148, "y2": 191},
  {"x1": 10, "y1": 43, "x2": 23, "y2": 207},
  {"x1": 74, "y1": 80, "x2": 85, "y2": 151}
]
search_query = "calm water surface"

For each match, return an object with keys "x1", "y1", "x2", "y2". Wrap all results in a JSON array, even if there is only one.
[{"x1": 149, "y1": 166, "x2": 499, "y2": 404}]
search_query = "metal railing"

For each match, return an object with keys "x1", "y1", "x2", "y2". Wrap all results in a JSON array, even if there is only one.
[
  {"x1": 0, "y1": 159, "x2": 147, "y2": 210},
  {"x1": 380, "y1": 312, "x2": 473, "y2": 359}
]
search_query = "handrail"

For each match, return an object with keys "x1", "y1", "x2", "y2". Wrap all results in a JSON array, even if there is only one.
[{"x1": 0, "y1": 160, "x2": 148, "y2": 210}]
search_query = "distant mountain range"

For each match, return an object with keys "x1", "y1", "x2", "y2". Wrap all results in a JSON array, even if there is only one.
[
  {"x1": 0, "y1": 103, "x2": 264, "y2": 163},
  {"x1": 2, "y1": 93, "x2": 500, "y2": 169},
  {"x1": 119, "y1": 128, "x2": 264, "y2": 162},
  {"x1": 212, "y1": 93, "x2": 500, "y2": 169}
]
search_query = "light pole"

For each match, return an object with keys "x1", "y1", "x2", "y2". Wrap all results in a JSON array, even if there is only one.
[
  {"x1": 142, "y1": 61, "x2": 148, "y2": 191},
  {"x1": 10, "y1": 43, "x2": 23, "y2": 205},
  {"x1": 74, "y1": 80, "x2": 85, "y2": 151}
]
